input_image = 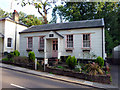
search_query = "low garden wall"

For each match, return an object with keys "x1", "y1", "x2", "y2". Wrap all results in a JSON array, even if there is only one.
[
  {"x1": 2, "y1": 60, "x2": 35, "y2": 70},
  {"x1": 46, "y1": 66, "x2": 111, "y2": 84}
]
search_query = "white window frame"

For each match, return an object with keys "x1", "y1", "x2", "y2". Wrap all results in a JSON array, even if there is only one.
[
  {"x1": 66, "y1": 34, "x2": 73, "y2": 48},
  {"x1": 27, "y1": 37, "x2": 33, "y2": 49},
  {"x1": 83, "y1": 34, "x2": 91, "y2": 48},
  {"x1": 39, "y1": 36, "x2": 44, "y2": 49},
  {"x1": 7, "y1": 38, "x2": 12, "y2": 48}
]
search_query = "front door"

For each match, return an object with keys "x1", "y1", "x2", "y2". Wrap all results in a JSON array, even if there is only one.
[{"x1": 52, "y1": 40, "x2": 58, "y2": 57}]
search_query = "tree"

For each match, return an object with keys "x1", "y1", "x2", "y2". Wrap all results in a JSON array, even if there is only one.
[
  {"x1": 18, "y1": 11, "x2": 27, "y2": 23},
  {"x1": 16, "y1": 0, "x2": 54, "y2": 24},
  {"x1": 51, "y1": 2, "x2": 97, "y2": 23},
  {"x1": 51, "y1": 2, "x2": 120, "y2": 56},
  {"x1": 116, "y1": 6, "x2": 120, "y2": 44},
  {"x1": 17, "y1": 11, "x2": 43, "y2": 27},
  {"x1": 20, "y1": 14, "x2": 43, "y2": 27}
]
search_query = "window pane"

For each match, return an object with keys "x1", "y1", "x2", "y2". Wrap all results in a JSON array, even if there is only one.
[
  {"x1": 67, "y1": 35, "x2": 73, "y2": 48},
  {"x1": 83, "y1": 34, "x2": 90, "y2": 48},
  {"x1": 7, "y1": 38, "x2": 12, "y2": 47},
  {"x1": 83, "y1": 34, "x2": 86, "y2": 40},
  {"x1": 28, "y1": 37, "x2": 32, "y2": 48},
  {"x1": 40, "y1": 37, "x2": 44, "y2": 49},
  {"x1": 53, "y1": 44, "x2": 55, "y2": 50},
  {"x1": 56, "y1": 43, "x2": 58, "y2": 50}
]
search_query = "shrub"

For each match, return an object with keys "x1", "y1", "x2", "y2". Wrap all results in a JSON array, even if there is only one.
[
  {"x1": 66, "y1": 55, "x2": 71, "y2": 67},
  {"x1": 7, "y1": 52, "x2": 14, "y2": 62},
  {"x1": 7, "y1": 52, "x2": 14, "y2": 59},
  {"x1": 66, "y1": 56, "x2": 77, "y2": 69},
  {"x1": 75, "y1": 65, "x2": 82, "y2": 72},
  {"x1": 110, "y1": 76, "x2": 112, "y2": 82},
  {"x1": 2, "y1": 58, "x2": 9, "y2": 61},
  {"x1": 95, "y1": 56, "x2": 104, "y2": 68},
  {"x1": 57, "y1": 66, "x2": 64, "y2": 69},
  {"x1": 13, "y1": 50, "x2": 20, "y2": 56},
  {"x1": 28, "y1": 51, "x2": 35, "y2": 62},
  {"x1": 84, "y1": 62, "x2": 104, "y2": 75}
]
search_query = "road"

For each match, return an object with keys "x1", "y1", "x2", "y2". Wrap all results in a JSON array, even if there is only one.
[{"x1": 0, "y1": 68, "x2": 101, "y2": 89}]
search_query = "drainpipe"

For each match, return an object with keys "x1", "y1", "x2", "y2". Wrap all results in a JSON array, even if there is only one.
[
  {"x1": 14, "y1": 22, "x2": 17, "y2": 50},
  {"x1": 102, "y1": 27, "x2": 104, "y2": 59},
  {"x1": 101, "y1": 18, "x2": 105, "y2": 59}
]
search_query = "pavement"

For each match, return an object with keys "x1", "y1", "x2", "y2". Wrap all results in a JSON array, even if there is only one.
[{"x1": 0, "y1": 63, "x2": 119, "y2": 89}]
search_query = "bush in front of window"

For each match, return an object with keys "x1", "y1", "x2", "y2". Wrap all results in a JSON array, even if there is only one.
[
  {"x1": 66, "y1": 55, "x2": 77, "y2": 69},
  {"x1": 7, "y1": 52, "x2": 14, "y2": 62},
  {"x1": 13, "y1": 50, "x2": 20, "y2": 56},
  {"x1": 28, "y1": 51, "x2": 35, "y2": 62},
  {"x1": 95, "y1": 56, "x2": 104, "y2": 68}
]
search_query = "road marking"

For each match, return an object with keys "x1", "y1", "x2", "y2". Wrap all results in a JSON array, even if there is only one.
[{"x1": 10, "y1": 83, "x2": 30, "y2": 90}]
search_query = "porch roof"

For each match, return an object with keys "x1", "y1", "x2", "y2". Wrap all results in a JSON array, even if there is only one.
[
  {"x1": 54, "y1": 31, "x2": 64, "y2": 38},
  {"x1": 20, "y1": 18, "x2": 104, "y2": 34},
  {"x1": 0, "y1": 33, "x2": 4, "y2": 37}
]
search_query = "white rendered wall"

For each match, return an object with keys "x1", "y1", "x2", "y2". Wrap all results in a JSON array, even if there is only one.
[
  {"x1": 0, "y1": 21, "x2": 5, "y2": 53},
  {"x1": 3, "y1": 20, "x2": 27, "y2": 53}
]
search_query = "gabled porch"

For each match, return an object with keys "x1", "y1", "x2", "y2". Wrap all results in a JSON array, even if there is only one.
[{"x1": 44, "y1": 31, "x2": 64, "y2": 60}]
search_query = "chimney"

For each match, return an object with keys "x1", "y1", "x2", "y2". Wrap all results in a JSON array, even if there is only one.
[{"x1": 13, "y1": 10, "x2": 19, "y2": 22}]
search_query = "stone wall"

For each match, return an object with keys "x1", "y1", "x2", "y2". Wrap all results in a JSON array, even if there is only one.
[{"x1": 46, "y1": 66, "x2": 111, "y2": 84}]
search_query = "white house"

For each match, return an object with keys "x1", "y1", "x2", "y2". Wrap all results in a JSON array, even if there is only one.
[
  {"x1": 0, "y1": 10, "x2": 28, "y2": 54},
  {"x1": 19, "y1": 19, "x2": 105, "y2": 60}
]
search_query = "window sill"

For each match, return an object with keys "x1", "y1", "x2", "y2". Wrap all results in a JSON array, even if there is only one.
[
  {"x1": 6, "y1": 47, "x2": 13, "y2": 48},
  {"x1": 65, "y1": 48, "x2": 74, "y2": 50},
  {"x1": 81, "y1": 47, "x2": 91, "y2": 50},
  {"x1": 26, "y1": 48, "x2": 32, "y2": 52},
  {"x1": 38, "y1": 49, "x2": 44, "y2": 52},
  {"x1": 65, "y1": 48, "x2": 74, "y2": 52}
]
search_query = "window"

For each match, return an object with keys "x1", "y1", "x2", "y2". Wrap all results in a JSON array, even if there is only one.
[
  {"x1": 83, "y1": 34, "x2": 90, "y2": 48},
  {"x1": 53, "y1": 40, "x2": 58, "y2": 50},
  {"x1": 7, "y1": 38, "x2": 12, "y2": 47},
  {"x1": 28, "y1": 37, "x2": 32, "y2": 49},
  {"x1": 66, "y1": 35, "x2": 73, "y2": 48},
  {"x1": 49, "y1": 34, "x2": 54, "y2": 37},
  {"x1": 39, "y1": 37, "x2": 44, "y2": 49}
]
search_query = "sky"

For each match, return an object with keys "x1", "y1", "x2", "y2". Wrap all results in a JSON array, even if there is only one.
[{"x1": 0, "y1": 0, "x2": 60, "y2": 22}]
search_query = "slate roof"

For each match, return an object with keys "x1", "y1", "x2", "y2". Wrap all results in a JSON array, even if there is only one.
[
  {"x1": 20, "y1": 18, "x2": 104, "y2": 34},
  {"x1": 0, "y1": 17, "x2": 28, "y2": 27}
]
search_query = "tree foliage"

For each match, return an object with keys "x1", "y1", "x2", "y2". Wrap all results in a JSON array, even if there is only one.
[
  {"x1": 0, "y1": 9, "x2": 43, "y2": 27},
  {"x1": 19, "y1": 12, "x2": 43, "y2": 27},
  {"x1": 15, "y1": 0, "x2": 55, "y2": 24},
  {"x1": 0, "y1": 8, "x2": 9, "y2": 18}
]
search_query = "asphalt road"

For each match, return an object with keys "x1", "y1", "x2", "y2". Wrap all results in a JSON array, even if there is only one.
[{"x1": 0, "y1": 68, "x2": 101, "y2": 89}]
